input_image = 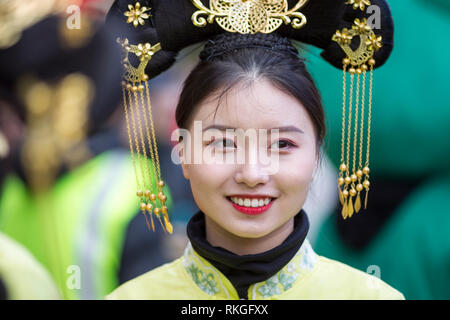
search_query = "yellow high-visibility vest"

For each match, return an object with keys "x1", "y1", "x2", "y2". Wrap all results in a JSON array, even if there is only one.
[{"x1": 0, "y1": 150, "x2": 172, "y2": 299}]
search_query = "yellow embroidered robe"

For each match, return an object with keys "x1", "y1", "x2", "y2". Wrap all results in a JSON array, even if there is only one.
[{"x1": 105, "y1": 239, "x2": 404, "y2": 300}]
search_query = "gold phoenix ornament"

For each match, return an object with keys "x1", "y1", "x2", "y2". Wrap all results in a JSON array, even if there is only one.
[
  {"x1": 117, "y1": 37, "x2": 173, "y2": 234},
  {"x1": 332, "y1": 13, "x2": 382, "y2": 219},
  {"x1": 191, "y1": 0, "x2": 308, "y2": 34}
]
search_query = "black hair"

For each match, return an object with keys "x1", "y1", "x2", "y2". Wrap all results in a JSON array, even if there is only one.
[{"x1": 176, "y1": 33, "x2": 326, "y2": 150}]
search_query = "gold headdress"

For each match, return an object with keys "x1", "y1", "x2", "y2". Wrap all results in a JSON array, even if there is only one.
[
  {"x1": 113, "y1": 1, "x2": 309, "y2": 233},
  {"x1": 191, "y1": 0, "x2": 308, "y2": 34},
  {"x1": 108, "y1": 0, "x2": 393, "y2": 224},
  {"x1": 332, "y1": 0, "x2": 382, "y2": 219},
  {"x1": 117, "y1": 8, "x2": 172, "y2": 233},
  {"x1": 189, "y1": 0, "x2": 384, "y2": 219}
]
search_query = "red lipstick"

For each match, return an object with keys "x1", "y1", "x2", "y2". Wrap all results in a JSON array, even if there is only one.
[{"x1": 226, "y1": 196, "x2": 275, "y2": 215}]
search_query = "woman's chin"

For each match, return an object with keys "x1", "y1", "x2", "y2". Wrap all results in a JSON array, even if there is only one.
[{"x1": 224, "y1": 222, "x2": 274, "y2": 239}]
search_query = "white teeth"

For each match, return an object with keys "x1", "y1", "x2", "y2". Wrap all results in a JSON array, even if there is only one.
[{"x1": 229, "y1": 197, "x2": 273, "y2": 207}]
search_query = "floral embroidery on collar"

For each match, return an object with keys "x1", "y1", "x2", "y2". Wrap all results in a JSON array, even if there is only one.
[
  {"x1": 250, "y1": 239, "x2": 317, "y2": 299},
  {"x1": 183, "y1": 243, "x2": 233, "y2": 298},
  {"x1": 182, "y1": 239, "x2": 317, "y2": 299}
]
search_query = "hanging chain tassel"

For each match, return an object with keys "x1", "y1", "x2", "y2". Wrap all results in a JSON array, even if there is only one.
[
  {"x1": 338, "y1": 68, "x2": 354, "y2": 219},
  {"x1": 332, "y1": 11, "x2": 382, "y2": 219},
  {"x1": 354, "y1": 66, "x2": 367, "y2": 214},
  {"x1": 338, "y1": 65, "x2": 347, "y2": 209},
  {"x1": 363, "y1": 62, "x2": 374, "y2": 210},
  {"x1": 118, "y1": 38, "x2": 173, "y2": 233}
]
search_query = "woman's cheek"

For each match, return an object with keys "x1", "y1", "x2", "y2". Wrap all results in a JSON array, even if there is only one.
[
  {"x1": 277, "y1": 157, "x2": 315, "y2": 195},
  {"x1": 189, "y1": 163, "x2": 232, "y2": 195},
  {"x1": 201, "y1": 162, "x2": 233, "y2": 181},
  {"x1": 278, "y1": 154, "x2": 315, "y2": 179}
]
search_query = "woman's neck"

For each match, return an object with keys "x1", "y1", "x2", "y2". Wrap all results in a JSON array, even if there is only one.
[{"x1": 204, "y1": 216, "x2": 294, "y2": 255}]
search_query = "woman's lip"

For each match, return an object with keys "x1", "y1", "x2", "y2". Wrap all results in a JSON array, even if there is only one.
[
  {"x1": 227, "y1": 194, "x2": 275, "y2": 199},
  {"x1": 226, "y1": 197, "x2": 275, "y2": 215}
]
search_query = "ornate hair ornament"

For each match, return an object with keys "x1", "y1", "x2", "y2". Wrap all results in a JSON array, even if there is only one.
[
  {"x1": 124, "y1": 2, "x2": 151, "y2": 28},
  {"x1": 108, "y1": 0, "x2": 393, "y2": 226},
  {"x1": 117, "y1": 38, "x2": 161, "y2": 82},
  {"x1": 114, "y1": 1, "x2": 172, "y2": 233},
  {"x1": 191, "y1": 0, "x2": 308, "y2": 34},
  {"x1": 117, "y1": 37, "x2": 173, "y2": 234},
  {"x1": 345, "y1": 0, "x2": 371, "y2": 11},
  {"x1": 332, "y1": 0, "x2": 383, "y2": 219}
]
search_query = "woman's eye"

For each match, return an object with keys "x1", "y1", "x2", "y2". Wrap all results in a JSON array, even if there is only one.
[
  {"x1": 270, "y1": 139, "x2": 296, "y2": 150},
  {"x1": 210, "y1": 138, "x2": 236, "y2": 149}
]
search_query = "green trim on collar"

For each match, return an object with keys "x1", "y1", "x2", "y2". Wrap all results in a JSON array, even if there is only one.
[
  {"x1": 182, "y1": 242, "x2": 238, "y2": 299},
  {"x1": 182, "y1": 239, "x2": 317, "y2": 300},
  {"x1": 249, "y1": 239, "x2": 317, "y2": 299}
]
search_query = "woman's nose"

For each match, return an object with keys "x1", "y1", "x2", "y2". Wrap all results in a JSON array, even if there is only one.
[
  {"x1": 234, "y1": 162, "x2": 270, "y2": 187},
  {"x1": 233, "y1": 135, "x2": 273, "y2": 187}
]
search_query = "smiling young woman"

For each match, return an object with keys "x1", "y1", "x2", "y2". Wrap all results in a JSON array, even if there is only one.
[
  {"x1": 176, "y1": 37, "x2": 322, "y2": 258},
  {"x1": 105, "y1": 0, "x2": 403, "y2": 300}
]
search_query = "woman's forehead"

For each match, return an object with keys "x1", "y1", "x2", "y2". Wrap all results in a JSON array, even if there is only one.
[{"x1": 192, "y1": 79, "x2": 312, "y2": 130}]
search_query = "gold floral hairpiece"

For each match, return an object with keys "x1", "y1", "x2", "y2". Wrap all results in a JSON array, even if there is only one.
[
  {"x1": 124, "y1": 2, "x2": 151, "y2": 28},
  {"x1": 191, "y1": 0, "x2": 308, "y2": 34}
]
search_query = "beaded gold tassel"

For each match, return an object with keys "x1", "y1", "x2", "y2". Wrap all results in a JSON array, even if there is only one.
[
  {"x1": 333, "y1": 11, "x2": 382, "y2": 219},
  {"x1": 118, "y1": 38, "x2": 173, "y2": 233}
]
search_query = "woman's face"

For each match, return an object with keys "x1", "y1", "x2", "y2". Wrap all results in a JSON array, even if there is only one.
[{"x1": 180, "y1": 78, "x2": 318, "y2": 244}]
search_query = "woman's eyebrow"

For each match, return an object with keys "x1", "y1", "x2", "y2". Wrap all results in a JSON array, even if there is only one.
[{"x1": 202, "y1": 124, "x2": 304, "y2": 134}]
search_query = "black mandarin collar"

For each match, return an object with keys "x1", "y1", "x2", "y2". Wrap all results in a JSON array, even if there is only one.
[{"x1": 186, "y1": 209, "x2": 309, "y2": 299}]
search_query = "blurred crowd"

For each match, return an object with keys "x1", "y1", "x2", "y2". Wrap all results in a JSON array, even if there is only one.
[{"x1": 0, "y1": 0, "x2": 448, "y2": 300}]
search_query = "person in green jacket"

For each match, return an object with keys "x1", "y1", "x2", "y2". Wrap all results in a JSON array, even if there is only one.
[
  {"x1": 0, "y1": 5, "x2": 173, "y2": 299},
  {"x1": 105, "y1": 0, "x2": 404, "y2": 300},
  {"x1": 0, "y1": 101, "x2": 61, "y2": 300},
  {"x1": 309, "y1": 0, "x2": 450, "y2": 300}
]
